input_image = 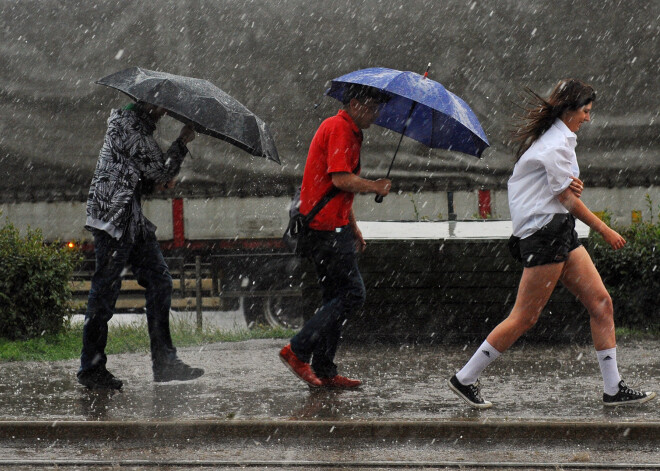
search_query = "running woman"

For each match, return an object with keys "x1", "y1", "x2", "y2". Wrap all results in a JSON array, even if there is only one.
[{"x1": 448, "y1": 79, "x2": 656, "y2": 409}]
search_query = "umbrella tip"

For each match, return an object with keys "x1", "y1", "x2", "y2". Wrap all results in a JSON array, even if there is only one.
[{"x1": 423, "y1": 63, "x2": 431, "y2": 79}]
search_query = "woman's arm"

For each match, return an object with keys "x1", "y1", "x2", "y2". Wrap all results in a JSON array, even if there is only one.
[
  {"x1": 558, "y1": 188, "x2": 625, "y2": 250},
  {"x1": 568, "y1": 176, "x2": 584, "y2": 198}
]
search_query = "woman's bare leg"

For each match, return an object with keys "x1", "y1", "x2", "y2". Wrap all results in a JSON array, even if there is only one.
[
  {"x1": 454, "y1": 262, "x2": 565, "y2": 389},
  {"x1": 559, "y1": 245, "x2": 624, "y2": 396},
  {"x1": 486, "y1": 262, "x2": 564, "y2": 352},
  {"x1": 559, "y1": 246, "x2": 615, "y2": 350}
]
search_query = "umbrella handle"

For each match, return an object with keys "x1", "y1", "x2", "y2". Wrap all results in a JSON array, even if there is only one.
[{"x1": 373, "y1": 102, "x2": 417, "y2": 204}]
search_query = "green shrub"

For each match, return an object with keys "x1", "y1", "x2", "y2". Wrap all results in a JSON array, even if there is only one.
[
  {"x1": 589, "y1": 212, "x2": 660, "y2": 331},
  {"x1": 0, "y1": 217, "x2": 81, "y2": 340}
]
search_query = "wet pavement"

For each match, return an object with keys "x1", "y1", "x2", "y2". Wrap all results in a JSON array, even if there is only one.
[
  {"x1": 1, "y1": 338, "x2": 659, "y2": 469},
  {"x1": 0, "y1": 338, "x2": 658, "y2": 424}
]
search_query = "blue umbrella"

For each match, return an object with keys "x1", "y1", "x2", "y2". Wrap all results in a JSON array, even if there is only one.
[{"x1": 326, "y1": 66, "x2": 489, "y2": 202}]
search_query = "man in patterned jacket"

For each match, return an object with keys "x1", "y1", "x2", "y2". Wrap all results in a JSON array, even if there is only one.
[{"x1": 78, "y1": 101, "x2": 203, "y2": 389}]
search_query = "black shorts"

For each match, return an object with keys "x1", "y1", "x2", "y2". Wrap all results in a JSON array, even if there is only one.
[{"x1": 508, "y1": 214, "x2": 582, "y2": 268}]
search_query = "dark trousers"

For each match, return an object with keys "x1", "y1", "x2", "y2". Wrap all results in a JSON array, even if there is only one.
[
  {"x1": 79, "y1": 230, "x2": 176, "y2": 373},
  {"x1": 290, "y1": 226, "x2": 366, "y2": 378}
]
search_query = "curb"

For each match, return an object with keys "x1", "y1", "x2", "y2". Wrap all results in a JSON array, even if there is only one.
[{"x1": 1, "y1": 419, "x2": 659, "y2": 441}]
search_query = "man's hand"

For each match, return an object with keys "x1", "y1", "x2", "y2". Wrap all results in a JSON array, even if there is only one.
[
  {"x1": 354, "y1": 226, "x2": 367, "y2": 252},
  {"x1": 178, "y1": 124, "x2": 196, "y2": 145},
  {"x1": 373, "y1": 178, "x2": 391, "y2": 197},
  {"x1": 569, "y1": 176, "x2": 584, "y2": 198},
  {"x1": 349, "y1": 210, "x2": 367, "y2": 253}
]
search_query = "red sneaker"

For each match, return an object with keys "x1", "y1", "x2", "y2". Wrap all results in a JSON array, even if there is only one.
[
  {"x1": 279, "y1": 344, "x2": 322, "y2": 387},
  {"x1": 319, "y1": 375, "x2": 362, "y2": 389}
]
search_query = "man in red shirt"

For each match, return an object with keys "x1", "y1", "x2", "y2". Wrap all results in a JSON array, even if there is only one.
[{"x1": 280, "y1": 85, "x2": 391, "y2": 388}]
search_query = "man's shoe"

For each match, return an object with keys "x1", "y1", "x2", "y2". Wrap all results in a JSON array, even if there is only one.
[
  {"x1": 279, "y1": 344, "x2": 322, "y2": 387},
  {"x1": 153, "y1": 358, "x2": 204, "y2": 383},
  {"x1": 603, "y1": 380, "x2": 656, "y2": 406},
  {"x1": 319, "y1": 375, "x2": 362, "y2": 389},
  {"x1": 448, "y1": 374, "x2": 492, "y2": 409},
  {"x1": 77, "y1": 367, "x2": 123, "y2": 390}
]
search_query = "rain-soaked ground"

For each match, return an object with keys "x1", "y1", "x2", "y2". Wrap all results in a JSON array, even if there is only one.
[
  {"x1": 0, "y1": 338, "x2": 658, "y2": 469},
  {"x1": 0, "y1": 338, "x2": 658, "y2": 422}
]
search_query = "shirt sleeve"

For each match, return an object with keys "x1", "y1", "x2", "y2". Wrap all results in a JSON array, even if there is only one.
[
  {"x1": 131, "y1": 134, "x2": 188, "y2": 184},
  {"x1": 325, "y1": 126, "x2": 355, "y2": 174},
  {"x1": 543, "y1": 145, "x2": 575, "y2": 195}
]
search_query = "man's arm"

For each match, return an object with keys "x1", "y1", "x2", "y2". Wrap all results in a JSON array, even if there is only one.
[
  {"x1": 558, "y1": 188, "x2": 625, "y2": 250},
  {"x1": 137, "y1": 125, "x2": 195, "y2": 185},
  {"x1": 331, "y1": 172, "x2": 391, "y2": 196},
  {"x1": 333, "y1": 172, "x2": 383, "y2": 253}
]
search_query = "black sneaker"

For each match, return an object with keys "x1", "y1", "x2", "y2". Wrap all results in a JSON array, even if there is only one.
[
  {"x1": 77, "y1": 367, "x2": 123, "y2": 390},
  {"x1": 153, "y1": 358, "x2": 204, "y2": 383},
  {"x1": 603, "y1": 380, "x2": 656, "y2": 407},
  {"x1": 448, "y1": 374, "x2": 492, "y2": 409}
]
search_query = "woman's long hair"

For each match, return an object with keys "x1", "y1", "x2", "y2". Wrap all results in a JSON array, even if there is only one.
[{"x1": 511, "y1": 79, "x2": 596, "y2": 160}]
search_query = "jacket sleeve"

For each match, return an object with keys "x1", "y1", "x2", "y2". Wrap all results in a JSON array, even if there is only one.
[{"x1": 130, "y1": 133, "x2": 188, "y2": 184}]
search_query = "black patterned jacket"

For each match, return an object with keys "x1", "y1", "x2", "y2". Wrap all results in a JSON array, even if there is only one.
[{"x1": 85, "y1": 108, "x2": 187, "y2": 240}]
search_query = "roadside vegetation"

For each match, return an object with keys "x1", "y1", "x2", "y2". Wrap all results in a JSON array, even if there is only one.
[
  {"x1": 0, "y1": 213, "x2": 295, "y2": 362},
  {"x1": 588, "y1": 195, "x2": 660, "y2": 332},
  {"x1": 0, "y1": 217, "x2": 80, "y2": 340}
]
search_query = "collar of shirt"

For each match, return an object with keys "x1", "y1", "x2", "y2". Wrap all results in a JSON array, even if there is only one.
[
  {"x1": 552, "y1": 118, "x2": 577, "y2": 150},
  {"x1": 337, "y1": 109, "x2": 363, "y2": 139}
]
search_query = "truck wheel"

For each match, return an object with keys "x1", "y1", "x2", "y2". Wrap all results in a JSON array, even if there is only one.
[
  {"x1": 264, "y1": 296, "x2": 304, "y2": 330},
  {"x1": 243, "y1": 298, "x2": 267, "y2": 328}
]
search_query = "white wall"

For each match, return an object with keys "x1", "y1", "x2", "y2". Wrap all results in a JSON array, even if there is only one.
[
  {"x1": 184, "y1": 197, "x2": 287, "y2": 239},
  {"x1": 2, "y1": 186, "x2": 659, "y2": 242},
  {"x1": 0, "y1": 200, "x2": 171, "y2": 242}
]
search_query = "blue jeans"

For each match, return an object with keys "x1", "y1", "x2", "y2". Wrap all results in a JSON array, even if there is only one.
[
  {"x1": 79, "y1": 230, "x2": 176, "y2": 372},
  {"x1": 290, "y1": 226, "x2": 366, "y2": 378}
]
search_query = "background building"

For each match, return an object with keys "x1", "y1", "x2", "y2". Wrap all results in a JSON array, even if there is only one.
[{"x1": 1, "y1": 0, "x2": 658, "y2": 241}]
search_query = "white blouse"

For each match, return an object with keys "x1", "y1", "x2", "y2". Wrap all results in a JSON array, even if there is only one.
[{"x1": 508, "y1": 119, "x2": 579, "y2": 239}]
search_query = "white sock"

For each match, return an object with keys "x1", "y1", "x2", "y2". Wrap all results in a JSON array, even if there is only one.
[
  {"x1": 597, "y1": 347, "x2": 621, "y2": 395},
  {"x1": 456, "y1": 340, "x2": 501, "y2": 385}
]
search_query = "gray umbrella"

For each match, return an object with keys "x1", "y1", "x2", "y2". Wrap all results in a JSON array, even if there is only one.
[{"x1": 96, "y1": 67, "x2": 280, "y2": 163}]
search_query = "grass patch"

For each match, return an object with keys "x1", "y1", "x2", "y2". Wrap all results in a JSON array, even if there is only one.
[
  {"x1": 0, "y1": 320, "x2": 296, "y2": 363},
  {"x1": 1, "y1": 323, "x2": 656, "y2": 363},
  {"x1": 615, "y1": 327, "x2": 660, "y2": 342}
]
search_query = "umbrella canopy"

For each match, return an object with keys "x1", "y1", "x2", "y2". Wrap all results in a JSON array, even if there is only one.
[
  {"x1": 326, "y1": 67, "x2": 489, "y2": 158},
  {"x1": 96, "y1": 67, "x2": 280, "y2": 163}
]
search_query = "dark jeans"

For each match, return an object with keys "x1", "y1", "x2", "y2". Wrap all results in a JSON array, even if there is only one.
[
  {"x1": 79, "y1": 230, "x2": 176, "y2": 373},
  {"x1": 290, "y1": 226, "x2": 366, "y2": 378}
]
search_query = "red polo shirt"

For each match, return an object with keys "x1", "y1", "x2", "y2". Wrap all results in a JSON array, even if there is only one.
[{"x1": 300, "y1": 109, "x2": 362, "y2": 231}]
